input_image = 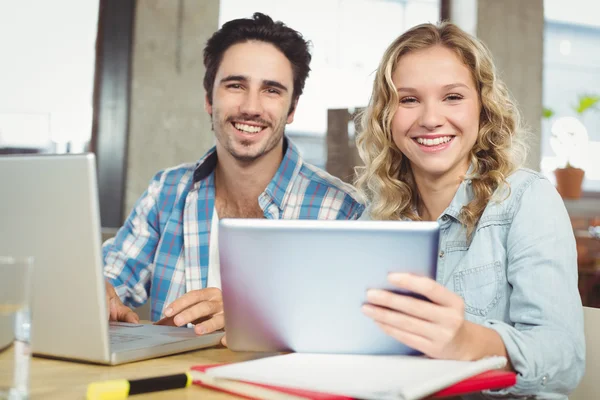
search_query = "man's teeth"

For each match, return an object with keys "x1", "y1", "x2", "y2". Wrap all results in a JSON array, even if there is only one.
[
  {"x1": 416, "y1": 136, "x2": 453, "y2": 146},
  {"x1": 234, "y1": 123, "x2": 263, "y2": 133}
]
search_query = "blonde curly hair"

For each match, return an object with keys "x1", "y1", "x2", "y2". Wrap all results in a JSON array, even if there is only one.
[{"x1": 355, "y1": 22, "x2": 528, "y2": 239}]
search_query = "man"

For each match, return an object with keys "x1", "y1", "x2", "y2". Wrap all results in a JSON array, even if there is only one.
[{"x1": 103, "y1": 13, "x2": 364, "y2": 339}]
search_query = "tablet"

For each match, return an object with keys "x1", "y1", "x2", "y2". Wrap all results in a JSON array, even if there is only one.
[{"x1": 219, "y1": 219, "x2": 440, "y2": 354}]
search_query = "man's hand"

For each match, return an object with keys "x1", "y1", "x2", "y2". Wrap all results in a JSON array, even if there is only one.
[
  {"x1": 105, "y1": 280, "x2": 139, "y2": 323},
  {"x1": 154, "y1": 288, "x2": 224, "y2": 336}
]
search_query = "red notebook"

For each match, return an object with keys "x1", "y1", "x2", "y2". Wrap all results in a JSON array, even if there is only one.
[{"x1": 192, "y1": 364, "x2": 516, "y2": 399}]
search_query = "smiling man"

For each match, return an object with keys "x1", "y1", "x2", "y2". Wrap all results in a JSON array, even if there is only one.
[{"x1": 102, "y1": 13, "x2": 364, "y2": 340}]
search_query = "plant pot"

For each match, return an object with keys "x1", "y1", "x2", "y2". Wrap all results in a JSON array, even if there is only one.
[{"x1": 554, "y1": 167, "x2": 585, "y2": 199}]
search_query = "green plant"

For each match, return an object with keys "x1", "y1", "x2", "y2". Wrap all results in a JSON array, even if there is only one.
[
  {"x1": 542, "y1": 107, "x2": 555, "y2": 119},
  {"x1": 573, "y1": 94, "x2": 600, "y2": 115}
]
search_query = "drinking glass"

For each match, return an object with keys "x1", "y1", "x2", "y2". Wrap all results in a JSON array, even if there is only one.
[{"x1": 0, "y1": 257, "x2": 34, "y2": 400}]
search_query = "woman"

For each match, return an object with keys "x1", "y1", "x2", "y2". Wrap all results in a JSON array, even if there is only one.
[{"x1": 356, "y1": 22, "x2": 584, "y2": 399}]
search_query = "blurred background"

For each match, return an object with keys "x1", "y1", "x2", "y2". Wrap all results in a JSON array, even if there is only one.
[{"x1": 1, "y1": 0, "x2": 600, "y2": 305}]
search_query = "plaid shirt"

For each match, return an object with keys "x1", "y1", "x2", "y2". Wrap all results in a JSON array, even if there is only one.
[{"x1": 103, "y1": 138, "x2": 364, "y2": 321}]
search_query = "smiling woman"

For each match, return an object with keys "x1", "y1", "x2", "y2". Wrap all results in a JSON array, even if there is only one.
[
  {"x1": 356, "y1": 22, "x2": 585, "y2": 399},
  {"x1": 390, "y1": 46, "x2": 481, "y2": 188}
]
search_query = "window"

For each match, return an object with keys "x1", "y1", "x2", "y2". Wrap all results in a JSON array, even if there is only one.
[
  {"x1": 543, "y1": 0, "x2": 600, "y2": 192},
  {"x1": 219, "y1": 0, "x2": 440, "y2": 167},
  {"x1": 0, "y1": 0, "x2": 98, "y2": 153}
]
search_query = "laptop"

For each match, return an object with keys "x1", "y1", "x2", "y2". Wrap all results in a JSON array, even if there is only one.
[
  {"x1": 219, "y1": 218, "x2": 440, "y2": 355},
  {"x1": 0, "y1": 153, "x2": 223, "y2": 365}
]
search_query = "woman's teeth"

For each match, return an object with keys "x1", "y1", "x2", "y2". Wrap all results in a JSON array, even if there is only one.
[
  {"x1": 234, "y1": 123, "x2": 263, "y2": 133},
  {"x1": 415, "y1": 136, "x2": 453, "y2": 146}
]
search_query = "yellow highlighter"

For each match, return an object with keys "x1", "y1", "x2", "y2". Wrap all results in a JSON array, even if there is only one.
[{"x1": 87, "y1": 372, "x2": 193, "y2": 400}]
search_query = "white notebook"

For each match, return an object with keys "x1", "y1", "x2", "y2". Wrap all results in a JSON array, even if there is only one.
[{"x1": 207, "y1": 353, "x2": 507, "y2": 400}]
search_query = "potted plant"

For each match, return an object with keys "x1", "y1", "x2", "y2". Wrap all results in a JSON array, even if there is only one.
[{"x1": 548, "y1": 94, "x2": 599, "y2": 199}]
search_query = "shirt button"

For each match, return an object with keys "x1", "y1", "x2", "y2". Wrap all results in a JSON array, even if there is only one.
[
  {"x1": 441, "y1": 215, "x2": 448, "y2": 222},
  {"x1": 439, "y1": 250, "x2": 445, "y2": 259},
  {"x1": 541, "y1": 374, "x2": 548, "y2": 386}
]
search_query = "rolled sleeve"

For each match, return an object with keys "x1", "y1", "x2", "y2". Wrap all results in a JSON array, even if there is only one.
[
  {"x1": 336, "y1": 195, "x2": 365, "y2": 220},
  {"x1": 482, "y1": 177, "x2": 585, "y2": 398}
]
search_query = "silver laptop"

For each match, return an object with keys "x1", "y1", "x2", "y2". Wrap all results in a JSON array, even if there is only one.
[
  {"x1": 0, "y1": 153, "x2": 223, "y2": 365},
  {"x1": 219, "y1": 219, "x2": 439, "y2": 355}
]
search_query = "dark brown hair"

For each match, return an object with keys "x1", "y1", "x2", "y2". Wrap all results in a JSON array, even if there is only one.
[{"x1": 203, "y1": 12, "x2": 312, "y2": 113}]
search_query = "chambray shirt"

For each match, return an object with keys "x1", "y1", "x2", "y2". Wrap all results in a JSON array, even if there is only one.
[
  {"x1": 103, "y1": 138, "x2": 364, "y2": 321},
  {"x1": 362, "y1": 169, "x2": 585, "y2": 399}
]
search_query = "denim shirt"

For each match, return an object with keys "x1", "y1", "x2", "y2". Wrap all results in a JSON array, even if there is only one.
[{"x1": 363, "y1": 169, "x2": 585, "y2": 399}]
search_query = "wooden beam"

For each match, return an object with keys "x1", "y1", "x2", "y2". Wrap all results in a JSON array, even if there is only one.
[{"x1": 440, "y1": 0, "x2": 452, "y2": 21}]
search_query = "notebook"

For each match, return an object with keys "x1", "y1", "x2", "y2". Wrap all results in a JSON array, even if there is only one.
[
  {"x1": 192, "y1": 353, "x2": 515, "y2": 400},
  {"x1": 192, "y1": 366, "x2": 516, "y2": 399}
]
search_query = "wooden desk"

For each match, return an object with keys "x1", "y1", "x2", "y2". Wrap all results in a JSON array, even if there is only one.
[{"x1": 2, "y1": 346, "x2": 266, "y2": 399}]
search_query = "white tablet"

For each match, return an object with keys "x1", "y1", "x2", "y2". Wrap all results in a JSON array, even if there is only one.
[{"x1": 219, "y1": 219, "x2": 439, "y2": 354}]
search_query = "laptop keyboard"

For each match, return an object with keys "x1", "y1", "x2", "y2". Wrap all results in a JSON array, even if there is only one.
[
  {"x1": 107, "y1": 322, "x2": 201, "y2": 347},
  {"x1": 109, "y1": 332, "x2": 148, "y2": 345}
]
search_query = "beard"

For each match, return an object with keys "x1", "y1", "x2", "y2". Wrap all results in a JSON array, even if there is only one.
[{"x1": 212, "y1": 109, "x2": 287, "y2": 163}]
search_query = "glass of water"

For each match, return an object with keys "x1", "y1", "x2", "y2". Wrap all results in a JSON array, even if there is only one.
[{"x1": 0, "y1": 257, "x2": 33, "y2": 400}]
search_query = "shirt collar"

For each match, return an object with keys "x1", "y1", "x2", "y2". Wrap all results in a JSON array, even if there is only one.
[
  {"x1": 263, "y1": 137, "x2": 303, "y2": 210},
  {"x1": 441, "y1": 163, "x2": 475, "y2": 223},
  {"x1": 192, "y1": 147, "x2": 218, "y2": 183},
  {"x1": 192, "y1": 137, "x2": 303, "y2": 211}
]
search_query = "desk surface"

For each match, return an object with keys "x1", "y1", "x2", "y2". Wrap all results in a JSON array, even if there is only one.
[{"x1": 2, "y1": 346, "x2": 266, "y2": 399}]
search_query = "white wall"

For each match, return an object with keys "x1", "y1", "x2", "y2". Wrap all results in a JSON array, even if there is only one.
[{"x1": 545, "y1": 0, "x2": 600, "y2": 27}]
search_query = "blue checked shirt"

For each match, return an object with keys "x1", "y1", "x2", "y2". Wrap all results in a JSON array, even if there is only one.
[{"x1": 103, "y1": 138, "x2": 364, "y2": 321}]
